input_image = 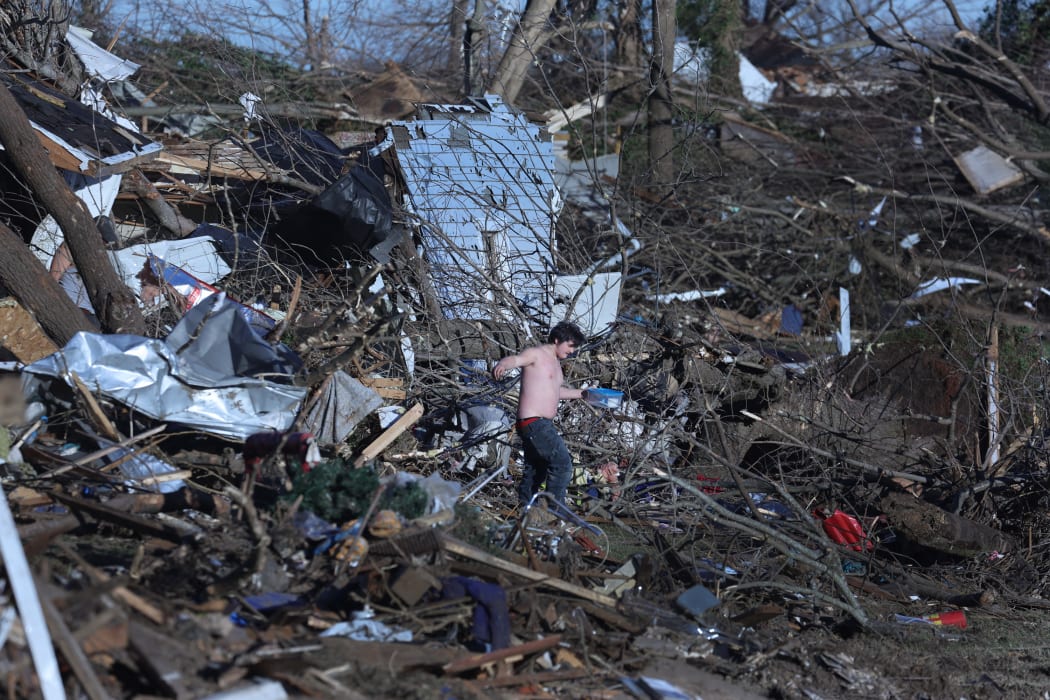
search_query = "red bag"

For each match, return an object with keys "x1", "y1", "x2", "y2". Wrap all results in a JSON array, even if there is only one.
[{"x1": 819, "y1": 509, "x2": 873, "y2": 551}]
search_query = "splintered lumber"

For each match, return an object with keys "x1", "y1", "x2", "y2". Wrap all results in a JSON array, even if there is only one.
[
  {"x1": 49, "y1": 492, "x2": 191, "y2": 543},
  {"x1": 481, "y1": 668, "x2": 596, "y2": 687},
  {"x1": 440, "y1": 534, "x2": 618, "y2": 608},
  {"x1": 71, "y1": 371, "x2": 121, "y2": 441},
  {"x1": 443, "y1": 634, "x2": 563, "y2": 675},
  {"x1": 353, "y1": 402, "x2": 423, "y2": 467},
  {"x1": 357, "y1": 376, "x2": 407, "y2": 400},
  {"x1": 57, "y1": 542, "x2": 166, "y2": 625}
]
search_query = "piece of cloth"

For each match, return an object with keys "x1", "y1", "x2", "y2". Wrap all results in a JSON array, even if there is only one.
[
  {"x1": 518, "y1": 418, "x2": 572, "y2": 504},
  {"x1": 440, "y1": 576, "x2": 511, "y2": 650}
]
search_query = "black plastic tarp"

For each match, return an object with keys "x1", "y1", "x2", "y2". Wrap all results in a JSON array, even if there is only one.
[{"x1": 268, "y1": 164, "x2": 395, "y2": 265}]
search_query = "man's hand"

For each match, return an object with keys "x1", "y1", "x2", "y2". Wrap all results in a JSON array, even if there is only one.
[{"x1": 492, "y1": 356, "x2": 516, "y2": 380}]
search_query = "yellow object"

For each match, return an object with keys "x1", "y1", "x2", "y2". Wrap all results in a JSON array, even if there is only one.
[
  {"x1": 368, "y1": 510, "x2": 402, "y2": 539},
  {"x1": 333, "y1": 535, "x2": 369, "y2": 565}
]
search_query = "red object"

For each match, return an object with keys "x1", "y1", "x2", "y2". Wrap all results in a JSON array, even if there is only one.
[
  {"x1": 244, "y1": 431, "x2": 319, "y2": 472},
  {"x1": 924, "y1": 610, "x2": 967, "y2": 629},
  {"x1": 819, "y1": 509, "x2": 874, "y2": 551},
  {"x1": 695, "y1": 474, "x2": 725, "y2": 494},
  {"x1": 515, "y1": 417, "x2": 541, "y2": 431}
]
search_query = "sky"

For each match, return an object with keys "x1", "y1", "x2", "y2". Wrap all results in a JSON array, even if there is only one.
[{"x1": 101, "y1": 0, "x2": 996, "y2": 67}]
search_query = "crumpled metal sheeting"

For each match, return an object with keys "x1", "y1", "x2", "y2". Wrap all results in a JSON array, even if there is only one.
[
  {"x1": 301, "y1": 370, "x2": 383, "y2": 445},
  {"x1": 25, "y1": 332, "x2": 307, "y2": 441}
]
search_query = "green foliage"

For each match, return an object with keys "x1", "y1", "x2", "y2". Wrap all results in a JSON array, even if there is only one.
[
  {"x1": 998, "y1": 325, "x2": 1048, "y2": 386},
  {"x1": 875, "y1": 320, "x2": 1047, "y2": 391},
  {"x1": 676, "y1": 0, "x2": 742, "y2": 97},
  {"x1": 978, "y1": 0, "x2": 1050, "y2": 64},
  {"x1": 290, "y1": 459, "x2": 380, "y2": 523},
  {"x1": 122, "y1": 31, "x2": 303, "y2": 105},
  {"x1": 677, "y1": 0, "x2": 720, "y2": 44},
  {"x1": 382, "y1": 480, "x2": 429, "y2": 520},
  {"x1": 288, "y1": 460, "x2": 428, "y2": 523}
]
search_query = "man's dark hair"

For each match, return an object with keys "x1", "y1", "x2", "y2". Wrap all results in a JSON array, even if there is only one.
[{"x1": 549, "y1": 321, "x2": 586, "y2": 346}]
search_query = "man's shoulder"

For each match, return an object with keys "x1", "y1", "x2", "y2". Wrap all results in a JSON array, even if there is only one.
[{"x1": 520, "y1": 345, "x2": 548, "y2": 360}]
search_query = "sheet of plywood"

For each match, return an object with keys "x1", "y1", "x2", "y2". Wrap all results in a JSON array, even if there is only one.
[{"x1": 0, "y1": 298, "x2": 58, "y2": 363}]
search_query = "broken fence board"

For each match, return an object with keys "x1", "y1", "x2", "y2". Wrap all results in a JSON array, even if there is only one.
[
  {"x1": 353, "y1": 402, "x2": 423, "y2": 467},
  {"x1": 440, "y1": 534, "x2": 618, "y2": 608},
  {"x1": 443, "y1": 634, "x2": 563, "y2": 675}
]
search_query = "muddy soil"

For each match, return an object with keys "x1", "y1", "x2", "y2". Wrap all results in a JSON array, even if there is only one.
[{"x1": 731, "y1": 598, "x2": 1050, "y2": 699}]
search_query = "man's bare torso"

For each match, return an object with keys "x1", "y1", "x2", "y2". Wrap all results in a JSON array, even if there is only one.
[{"x1": 517, "y1": 345, "x2": 562, "y2": 419}]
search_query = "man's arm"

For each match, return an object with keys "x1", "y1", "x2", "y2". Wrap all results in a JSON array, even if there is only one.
[
  {"x1": 559, "y1": 387, "x2": 585, "y2": 400},
  {"x1": 493, "y1": 347, "x2": 538, "y2": 380}
]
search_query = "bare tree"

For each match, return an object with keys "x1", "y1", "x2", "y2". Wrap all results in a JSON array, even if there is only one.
[
  {"x1": 0, "y1": 219, "x2": 97, "y2": 346},
  {"x1": 0, "y1": 0, "x2": 84, "y2": 93},
  {"x1": 487, "y1": 0, "x2": 560, "y2": 104},
  {"x1": 462, "y1": 0, "x2": 487, "y2": 95},
  {"x1": 647, "y1": 0, "x2": 676, "y2": 189},
  {"x1": 0, "y1": 83, "x2": 145, "y2": 336}
]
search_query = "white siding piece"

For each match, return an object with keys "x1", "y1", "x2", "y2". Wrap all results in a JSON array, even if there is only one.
[
  {"x1": 954, "y1": 145, "x2": 1024, "y2": 195},
  {"x1": 552, "y1": 273, "x2": 623, "y2": 336},
  {"x1": 392, "y1": 96, "x2": 559, "y2": 323}
]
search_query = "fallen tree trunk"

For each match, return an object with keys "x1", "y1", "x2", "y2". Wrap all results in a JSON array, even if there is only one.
[
  {"x1": 0, "y1": 83, "x2": 146, "y2": 336},
  {"x1": 880, "y1": 490, "x2": 1014, "y2": 557},
  {"x1": 0, "y1": 220, "x2": 97, "y2": 347}
]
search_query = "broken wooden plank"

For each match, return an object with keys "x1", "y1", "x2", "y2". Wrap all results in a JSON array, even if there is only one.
[
  {"x1": 353, "y1": 402, "x2": 423, "y2": 467},
  {"x1": 372, "y1": 387, "x2": 408, "y2": 400},
  {"x1": 75, "y1": 607, "x2": 129, "y2": 657},
  {"x1": 49, "y1": 492, "x2": 191, "y2": 543},
  {"x1": 440, "y1": 534, "x2": 618, "y2": 608},
  {"x1": 58, "y1": 542, "x2": 167, "y2": 626},
  {"x1": 480, "y1": 667, "x2": 596, "y2": 687},
  {"x1": 71, "y1": 371, "x2": 121, "y2": 441},
  {"x1": 443, "y1": 634, "x2": 562, "y2": 675}
]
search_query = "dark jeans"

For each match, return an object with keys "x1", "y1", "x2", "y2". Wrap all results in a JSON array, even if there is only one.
[{"x1": 518, "y1": 418, "x2": 572, "y2": 505}]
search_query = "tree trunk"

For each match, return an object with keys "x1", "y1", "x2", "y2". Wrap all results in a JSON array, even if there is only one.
[
  {"x1": 0, "y1": 83, "x2": 146, "y2": 336},
  {"x1": 615, "y1": 0, "x2": 643, "y2": 70},
  {"x1": 709, "y1": 0, "x2": 743, "y2": 99},
  {"x1": 648, "y1": 0, "x2": 677, "y2": 190},
  {"x1": 488, "y1": 0, "x2": 558, "y2": 105},
  {"x1": 463, "y1": 0, "x2": 488, "y2": 96},
  {"x1": 0, "y1": 221, "x2": 98, "y2": 347},
  {"x1": 449, "y1": 0, "x2": 471, "y2": 76}
]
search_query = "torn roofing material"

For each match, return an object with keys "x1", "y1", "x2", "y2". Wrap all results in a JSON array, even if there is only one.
[
  {"x1": 389, "y1": 94, "x2": 561, "y2": 324},
  {"x1": 1, "y1": 71, "x2": 161, "y2": 176}
]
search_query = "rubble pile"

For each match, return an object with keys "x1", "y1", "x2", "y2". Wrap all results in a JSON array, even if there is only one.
[{"x1": 1, "y1": 27, "x2": 1050, "y2": 700}]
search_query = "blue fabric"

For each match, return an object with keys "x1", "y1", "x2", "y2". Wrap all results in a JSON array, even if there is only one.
[
  {"x1": 518, "y1": 418, "x2": 572, "y2": 504},
  {"x1": 441, "y1": 576, "x2": 511, "y2": 650},
  {"x1": 780, "y1": 304, "x2": 804, "y2": 335}
]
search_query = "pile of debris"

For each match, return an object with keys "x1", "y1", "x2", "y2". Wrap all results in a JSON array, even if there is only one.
[{"x1": 2, "y1": 27, "x2": 1050, "y2": 700}]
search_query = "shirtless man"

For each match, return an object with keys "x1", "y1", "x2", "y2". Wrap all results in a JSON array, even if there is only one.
[{"x1": 493, "y1": 321, "x2": 588, "y2": 505}]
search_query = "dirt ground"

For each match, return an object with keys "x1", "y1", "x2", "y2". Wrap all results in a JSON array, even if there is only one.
[{"x1": 734, "y1": 601, "x2": 1050, "y2": 699}]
